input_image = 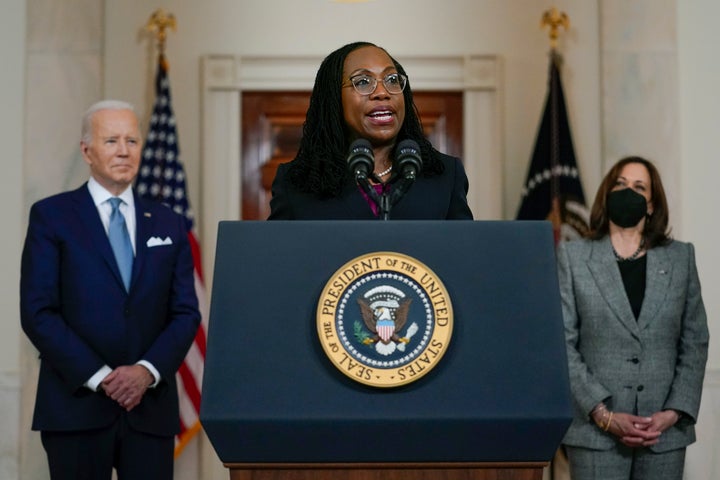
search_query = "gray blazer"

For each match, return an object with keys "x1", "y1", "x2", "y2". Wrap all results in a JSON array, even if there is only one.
[{"x1": 557, "y1": 237, "x2": 709, "y2": 452}]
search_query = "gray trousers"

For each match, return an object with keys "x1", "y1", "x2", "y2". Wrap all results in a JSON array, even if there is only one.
[{"x1": 565, "y1": 444, "x2": 686, "y2": 480}]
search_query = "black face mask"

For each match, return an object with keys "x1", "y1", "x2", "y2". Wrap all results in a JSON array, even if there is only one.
[{"x1": 607, "y1": 188, "x2": 648, "y2": 228}]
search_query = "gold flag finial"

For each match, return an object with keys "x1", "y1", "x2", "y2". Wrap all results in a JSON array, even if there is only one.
[
  {"x1": 145, "y1": 9, "x2": 177, "y2": 54},
  {"x1": 541, "y1": 7, "x2": 569, "y2": 50}
]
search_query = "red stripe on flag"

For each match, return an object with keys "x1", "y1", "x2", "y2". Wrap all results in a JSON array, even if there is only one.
[
  {"x1": 177, "y1": 360, "x2": 202, "y2": 411},
  {"x1": 188, "y1": 231, "x2": 205, "y2": 281}
]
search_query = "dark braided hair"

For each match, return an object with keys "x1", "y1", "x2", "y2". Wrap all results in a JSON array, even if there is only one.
[{"x1": 286, "y1": 41, "x2": 445, "y2": 197}]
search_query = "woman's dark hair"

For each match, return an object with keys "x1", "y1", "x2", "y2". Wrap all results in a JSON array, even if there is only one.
[
  {"x1": 589, "y1": 156, "x2": 671, "y2": 248},
  {"x1": 286, "y1": 41, "x2": 444, "y2": 197}
]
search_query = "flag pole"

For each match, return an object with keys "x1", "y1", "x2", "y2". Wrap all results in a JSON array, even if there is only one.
[
  {"x1": 146, "y1": 8, "x2": 176, "y2": 54},
  {"x1": 540, "y1": 12, "x2": 576, "y2": 475},
  {"x1": 140, "y1": 9, "x2": 209, "y2": 460},
  {"x1": 541, "y1": 6, "x2": 568, "y2": 74},
  {"x1": 541, "y1": 7, "x2": 569, "y2": 51},
  {"x1": 145, "y1": 8, "x2": 176, "y2": 69},
  {"x1": 541, "y1": 7, "x2": 570, "y2": 241}
]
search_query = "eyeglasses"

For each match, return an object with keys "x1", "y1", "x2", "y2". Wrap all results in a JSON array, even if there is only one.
[{"x1": 343, "y1": 73, "x2": 408, "y2": 95}]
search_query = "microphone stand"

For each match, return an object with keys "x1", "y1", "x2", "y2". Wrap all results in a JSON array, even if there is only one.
[
  {"x1": 379, "y1": 186, "x2": 392, "y2": 221},
  {"x1": 379, "y1": 173, "x2": 415, "y2": 221},
  {"x1": 356, "y1": 173, "x2": 385, "y2": 217},
  {"x1": 357, "y1": 172, "x2": 398, "y2": 221}
]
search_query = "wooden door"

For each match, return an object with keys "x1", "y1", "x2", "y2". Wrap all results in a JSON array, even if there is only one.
[{"x1": 241, "y1": 91, "x2": 463, "y2": 220}]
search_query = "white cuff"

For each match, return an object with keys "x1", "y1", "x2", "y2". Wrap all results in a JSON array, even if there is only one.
[
  {"x1": 136, "y1": 360, "x2": 161, "y2": 388},
  {"x1": 85, "y1": 365, "x2": 113, "y2": 392}
]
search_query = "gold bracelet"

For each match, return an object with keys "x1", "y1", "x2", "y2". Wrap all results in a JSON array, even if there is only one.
[
  {"x1": 603, "y1": 411, "x2": 614, "y2": 432},
  {"x1": 591, "y1": 404, "x2": 608, "y2": 428}
]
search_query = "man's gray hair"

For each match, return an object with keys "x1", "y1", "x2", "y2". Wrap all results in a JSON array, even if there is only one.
[{"x1": 81, "y1": 100, "x2": 136, "y2": 144}]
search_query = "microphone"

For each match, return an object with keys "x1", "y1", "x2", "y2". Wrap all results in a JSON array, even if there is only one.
[
  {"x1": 394, "y1": 139, "x2": 422, "y2": 180},
  {"x1": 347, "y1": 139, "x2": 374, "y2": 181},
  {"x1": 347, "y1": 138, "x2": 381, "y2": 212},
  {"x1": 382, "y1": 139, "x2": 422, "y2": 219}
]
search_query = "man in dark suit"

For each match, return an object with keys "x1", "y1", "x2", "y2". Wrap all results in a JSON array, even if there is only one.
[{"x1": 20, "y1": 100, "x2": 201, "y2": 480}]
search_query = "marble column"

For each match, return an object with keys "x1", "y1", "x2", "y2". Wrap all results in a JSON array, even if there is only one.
[
  {"x1": 600, "y1": 0, "x2": 681, "y2": 220},
  {"x1": 600, "y1": 3, "x2": 718, "y2": 478},
  {"x1": 21, "y1": 1, "x2": 103, "y2": 479}
]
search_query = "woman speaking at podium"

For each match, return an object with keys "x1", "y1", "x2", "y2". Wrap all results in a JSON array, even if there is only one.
[
  {"x1": 557, "y1": 156, "x2": 709, "y2": 480},
  {"x1": 268, "y1": 41, "x2": 473, "y2": 220}
]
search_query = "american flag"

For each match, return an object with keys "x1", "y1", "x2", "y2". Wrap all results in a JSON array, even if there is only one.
[{"x1": 135, "y1": 54, "x2": 208, "y2": 457}]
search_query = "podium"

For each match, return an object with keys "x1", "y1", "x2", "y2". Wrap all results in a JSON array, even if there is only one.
[{"x1": 201, "y1": 220, "x2": 572, "y2": 480}]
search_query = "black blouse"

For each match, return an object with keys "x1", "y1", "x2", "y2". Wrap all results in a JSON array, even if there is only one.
[{"x1": 617, "y1": 255, "x2": 647, "y2": 320}]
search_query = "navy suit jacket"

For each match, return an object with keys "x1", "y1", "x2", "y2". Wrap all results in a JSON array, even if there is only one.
[
  {"x1": 20, "y1": 184, "x2": 200, "y2": 436},
  {"x1": 268, "y1": 153, "x2": 473, "y2": 220}
]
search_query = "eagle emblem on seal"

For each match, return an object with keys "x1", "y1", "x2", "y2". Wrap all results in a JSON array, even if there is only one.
[{"x1": 356, "y1": 285, "x2": 419, "y2": 356}]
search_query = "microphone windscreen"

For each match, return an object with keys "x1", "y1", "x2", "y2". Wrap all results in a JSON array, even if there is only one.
[
  {"x1": 347, "y1": 139, "x2": 374, "y2": 177},
  {"x1": 349, "y1": 138, "x2": 373, "y2": 158},
  {"x1": 395, "y1": 139, "x2": 422, "y2": 176}
]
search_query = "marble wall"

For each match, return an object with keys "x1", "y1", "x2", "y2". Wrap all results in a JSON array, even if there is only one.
[
  {"x1": 25, "y1": 0, "x2": 104, "y2": 209},
  {"x1": 600, "y1": 0, "x2": 681, "y2": 216},
  {"x1": 0, "y1": 373, "x2": 20, "y2": 479},
  {"x1": 19, "y1": 0, "x2": 104, "y2": 478},
  {"x1": 0, "y1": 0, "x2": 24, "y2": 477},
  {"x1": 685, "y1": 372, "x2": 720, "y2": 479}
]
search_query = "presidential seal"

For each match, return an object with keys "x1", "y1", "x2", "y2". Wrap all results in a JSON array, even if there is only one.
[{"x1": 317, "y1": 252, "x2": 453, "y2": 388}]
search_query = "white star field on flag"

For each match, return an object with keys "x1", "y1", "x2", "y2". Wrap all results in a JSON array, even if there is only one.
[{"x1": 136, "y1": 74, "x2": 194, "y2": 228}]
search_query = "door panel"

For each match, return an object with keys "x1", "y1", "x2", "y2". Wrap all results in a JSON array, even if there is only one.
[{"x1": 241, "y1": 91, "x2": 462, "y2": 220}]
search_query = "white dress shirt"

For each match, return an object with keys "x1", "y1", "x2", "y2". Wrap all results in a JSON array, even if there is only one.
[{"x1": 84, "y1": 177, "x2": 160, "y2": 391}]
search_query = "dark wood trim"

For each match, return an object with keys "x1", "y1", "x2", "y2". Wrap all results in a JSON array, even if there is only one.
[{"x1": 226, "y1": 462, "x2": 547, "y2": 480}]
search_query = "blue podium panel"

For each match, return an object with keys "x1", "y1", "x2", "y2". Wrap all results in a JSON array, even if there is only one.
[{"x1": 200, "y1": 220, "x2": 571, "y2": 463}]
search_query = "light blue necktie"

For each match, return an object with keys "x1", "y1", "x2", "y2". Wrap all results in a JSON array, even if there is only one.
[{"x1": 107, "y1": 197, "x2": 133, "y2": 291}]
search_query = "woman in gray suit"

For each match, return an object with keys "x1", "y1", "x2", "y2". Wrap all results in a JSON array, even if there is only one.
[{"x1": 557, "y1": 156, "x2": 709, "y2": 480}]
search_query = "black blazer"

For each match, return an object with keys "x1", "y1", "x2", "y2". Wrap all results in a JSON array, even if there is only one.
[{"x1": 268, "y1": 153, "x2": 474, "y2": 220}]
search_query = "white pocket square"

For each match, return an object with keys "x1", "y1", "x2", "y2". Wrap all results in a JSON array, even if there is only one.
[{"x1": 146, "y1": 236, "x2": 173, "y2": 247}]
